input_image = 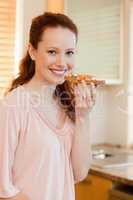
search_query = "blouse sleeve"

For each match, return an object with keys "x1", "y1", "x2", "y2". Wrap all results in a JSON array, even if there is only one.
[{"x1": 0, "y1": 100, "x2": 21, "y2": 198}]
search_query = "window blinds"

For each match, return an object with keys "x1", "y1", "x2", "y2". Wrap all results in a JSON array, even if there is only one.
[
  {"x1": 65, "y1": 0, "x2": 121, "y2": 80},
  {"x1": 0, "y1": 0, "x2": 16, "y2": 92}
]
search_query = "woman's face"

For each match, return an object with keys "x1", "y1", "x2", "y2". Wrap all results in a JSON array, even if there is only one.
[{"x1": 29, "y1": 26, "x2": 77, "y2": 86}]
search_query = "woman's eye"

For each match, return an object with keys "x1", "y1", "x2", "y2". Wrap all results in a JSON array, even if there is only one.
[
  {"x1": 48, "y1": 50, "x2": 56, "y2": 55},
  {"x1": 66, "y1": 51, "x2": 74, "y2": 56}
]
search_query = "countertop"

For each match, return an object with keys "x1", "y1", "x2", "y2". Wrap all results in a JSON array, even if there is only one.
[{"x1": 89, "y1": 144, "x2": 133, "y2": 186}]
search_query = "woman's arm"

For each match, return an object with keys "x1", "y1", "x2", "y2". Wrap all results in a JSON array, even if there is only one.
[
  {"x1": 0, "y1": 100, "x2": 27, "y2": 199},
  {"x1": 71, "y1": 81, "x2": 96, "y2": 183},
  {"x1": 71, "y1": 115, "x2": 92, "y2": 183},
  {"x1": 0, "y1": 101, "x2": 30, "y2": 200}
]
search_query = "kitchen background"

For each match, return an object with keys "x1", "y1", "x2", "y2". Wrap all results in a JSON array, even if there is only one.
[{"x1": 0, "y1": 0, "x2": 133, "y2": 147}]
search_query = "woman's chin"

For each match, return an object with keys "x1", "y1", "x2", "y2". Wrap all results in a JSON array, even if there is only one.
[
  {"x1": 45, "y1": 77, "x2": 65, "y2": 86},
  {"x1": 54, "y1": 79, "x2": 65, "y2": 85},
  {"x1": 48, "y1": 69, "x2": 67, "y2": 84}
]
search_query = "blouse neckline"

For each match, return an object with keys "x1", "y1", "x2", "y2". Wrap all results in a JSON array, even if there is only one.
[{"x1": 19, "y1": 85, "x2": 70, "y2": 135}]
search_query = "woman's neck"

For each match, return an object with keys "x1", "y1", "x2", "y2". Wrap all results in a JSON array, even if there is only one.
[
  {"x1": 23, "y1": 76, "x2": 57, "y2": 105},
  {"x1": 23, "y1": 76, "x2": 67, "y2": 127}
]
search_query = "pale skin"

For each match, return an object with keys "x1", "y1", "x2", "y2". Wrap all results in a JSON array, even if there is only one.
[{"x1": 0, "y1": 26, "x2": 96, "y2": 200}]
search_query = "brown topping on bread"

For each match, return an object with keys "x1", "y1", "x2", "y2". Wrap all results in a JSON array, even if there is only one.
[{"x1": 65, "y1": 74, "x2": 105, "y2": 87}]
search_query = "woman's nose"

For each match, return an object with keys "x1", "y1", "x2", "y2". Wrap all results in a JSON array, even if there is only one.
[{"x1": 56, "y1": 55, "x2": 66, "y2": 67}]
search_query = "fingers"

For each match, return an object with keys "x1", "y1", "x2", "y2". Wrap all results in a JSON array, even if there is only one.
[
  {"x1": 90, "y1": 82, "x2": 97, "y2": 103},
  {"x1": 74, "y1": 80, "x2": 97, "y2": 109},
  {"x1": 74, "y1": 85, "x2": 83, "y2": 108}
]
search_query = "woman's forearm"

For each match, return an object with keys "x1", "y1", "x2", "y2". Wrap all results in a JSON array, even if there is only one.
[{"x1": 71, "y1": 115, "x2": 92, "y2": 183}]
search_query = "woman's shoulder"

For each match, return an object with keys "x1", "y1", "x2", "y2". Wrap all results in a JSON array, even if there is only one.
[{"x1": 0, "y1": 86, "x2": 30, "y2": 111}]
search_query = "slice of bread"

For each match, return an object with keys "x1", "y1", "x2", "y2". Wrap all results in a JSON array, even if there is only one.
[{"x1": 65, "y1": 74, "x2": 105, "y2": 87}]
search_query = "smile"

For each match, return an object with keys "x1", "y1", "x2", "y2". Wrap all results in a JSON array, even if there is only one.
[{"x1": 49, "y1": 68, "x2": 67, "y2": 76}]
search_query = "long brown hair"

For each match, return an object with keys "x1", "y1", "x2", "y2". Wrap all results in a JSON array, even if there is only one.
[{"x1": 6, "y1": 12, "x2": 78, "y2": 123}]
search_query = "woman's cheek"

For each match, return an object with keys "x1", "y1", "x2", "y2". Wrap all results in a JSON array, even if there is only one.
[{"x1": 67, "y1": 60, "x2": 75, "y2": 71}]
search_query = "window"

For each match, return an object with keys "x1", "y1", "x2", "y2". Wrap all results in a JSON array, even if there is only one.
[{"x1": 0, "y1": 0, "x2": 16, "y2": 95}]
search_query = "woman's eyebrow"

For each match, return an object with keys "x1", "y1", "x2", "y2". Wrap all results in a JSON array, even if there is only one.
[
  {"x1": 46, "y1": 46, "x2": 75, "y2": 50},
  {"x1": 46, "y1": 46, "x2": 58, "y2": 49},
  {"x1": 66, "y1": 48, "x2": 75, "y2": 51}
]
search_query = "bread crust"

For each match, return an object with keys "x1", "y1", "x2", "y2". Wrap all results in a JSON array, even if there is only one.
[{"x1": 65, "y1": 74, "x2": 105, "y2": 87}]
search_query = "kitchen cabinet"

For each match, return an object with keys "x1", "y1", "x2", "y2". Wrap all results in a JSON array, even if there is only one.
[
  {"x1": 109, "y1": 185, "x2": 133, "y2": 200},
  {"x1": 75, "y1": 174, "x2": 113, "y2": 200},
  {"x1": 64, "y1": 0, "x2": 129, "y2": 84},
  {"x1": 75, "y1": 145, "x2": 133, "y2": 200}
]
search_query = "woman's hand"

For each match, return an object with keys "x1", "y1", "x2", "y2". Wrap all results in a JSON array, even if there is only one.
[{"x1": 74, "y1": 80, "x2": 96, "y2": 122}]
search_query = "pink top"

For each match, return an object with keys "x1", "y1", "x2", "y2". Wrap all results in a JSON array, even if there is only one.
[{"x1": 0, "y1": 86, "x2": 76, "y2": 200}]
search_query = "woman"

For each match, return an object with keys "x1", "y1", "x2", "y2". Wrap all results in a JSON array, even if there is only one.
[{"x1": 0, "y1": 12, "x2": 96, "y2": 200}]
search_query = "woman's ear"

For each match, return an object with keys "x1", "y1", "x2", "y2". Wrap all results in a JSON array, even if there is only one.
[{"x1": 28, "y1": 43, "x2": 36, "y2": 61}]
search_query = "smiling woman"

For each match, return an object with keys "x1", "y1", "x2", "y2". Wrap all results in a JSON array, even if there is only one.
[
  {"x1": 0, "y1": 0, "x2": 16, "y2": 94},
  {"x1": 0, "y1": 12, "x2": 96, "y2": 200},
  {"x1": 6, "y1": 12, "x2": 79, "y2": 123}
]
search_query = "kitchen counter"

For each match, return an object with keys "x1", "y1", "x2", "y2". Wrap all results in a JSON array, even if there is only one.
[{"x1": 89, "y1": 144, "x2": 133, "y2": 186}]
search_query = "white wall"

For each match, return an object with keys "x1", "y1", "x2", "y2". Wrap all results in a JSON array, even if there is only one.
[
  {"x1": 22, "y1": 0, "x2": 46, "y2": 51},
  {"x1": 16, "y1": 0, "x2": 46, "y2": 63},
  {"x1": 89, "y1": 85, "x2": 129, "y2": 146},
  {"x1": 127, "y1": 1, "x2": 133, "y2": 145}
]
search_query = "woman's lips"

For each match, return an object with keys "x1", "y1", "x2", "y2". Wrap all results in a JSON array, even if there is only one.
[{"x1": 49, "y1": 68, "x2": 67, "y2": 76}]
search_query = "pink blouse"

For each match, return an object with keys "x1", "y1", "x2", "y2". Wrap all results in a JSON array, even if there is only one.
[{"x1": 0, "y1": 86, "x2": 76, "y2": 200}]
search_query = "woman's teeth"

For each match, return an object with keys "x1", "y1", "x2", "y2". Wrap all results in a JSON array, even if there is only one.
[{"x1": 50, "y1": 69, "x2": 67, "y2": 76}]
